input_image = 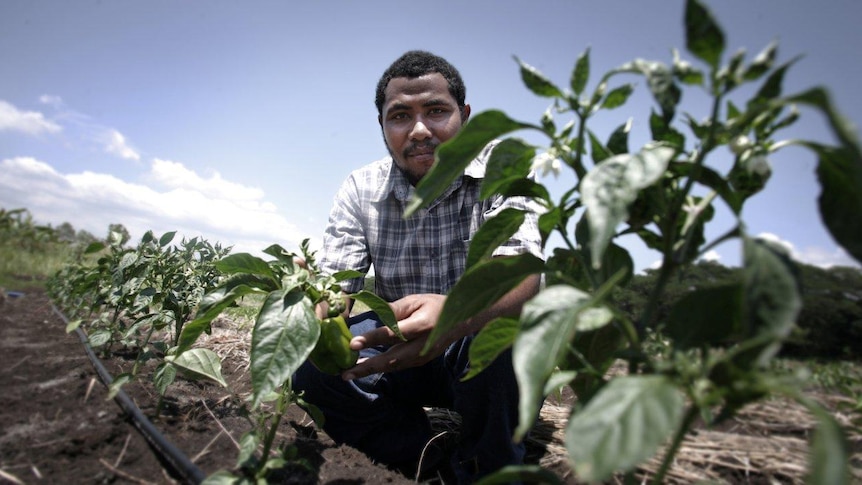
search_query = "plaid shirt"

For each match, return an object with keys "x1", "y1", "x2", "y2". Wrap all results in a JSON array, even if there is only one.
[{"x1": 319, "y1": 143, "x2": 543, "y2": 302}]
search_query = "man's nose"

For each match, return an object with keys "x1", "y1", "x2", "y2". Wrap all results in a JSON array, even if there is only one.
[{"x1": 409, "y1": 118, "x2": 432, "y2": 141}]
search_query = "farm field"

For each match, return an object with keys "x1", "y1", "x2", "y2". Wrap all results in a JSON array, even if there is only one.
[
  {"x1": 0, "y1": 288, "x2": 415, "y2": 484},
  {"x1": 2, "y1": 286, "x2": 860, "y2": 484}
]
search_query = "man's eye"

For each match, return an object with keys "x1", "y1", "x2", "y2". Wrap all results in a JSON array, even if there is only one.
[{"x1": 390, "y1": 113, "x2": 409, "y2": 121}]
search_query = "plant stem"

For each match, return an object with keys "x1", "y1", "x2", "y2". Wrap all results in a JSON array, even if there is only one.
[
  {"x1": 651, "y1": 405, "x2": 698, "y2": 485},
  {"x1": 258, "y1": 380, "x2": 290, "y2": 476},
  {"x1": 131, "y1": 323, "x2": 157, "y2": 376}
]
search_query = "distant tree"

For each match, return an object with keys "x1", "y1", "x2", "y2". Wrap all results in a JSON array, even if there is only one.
[
  {"x1": 616, "y1": 260, "x2": 862, "y2": 361},
  {"x1": 55, "y1": 222, "x2": 76, "y2": 243},
  {"x1": 783, "y1": 264, "x2": 862, "y2": 360},
  {"x1": 615, "y1": 260, "x2": 740, "y2": 330},
  {"x1": 76, "y1": 229, "x2": 98, "y2": 246},
  {"x1": 107, "y1": 223, "x2": 131, "y2": 246}
]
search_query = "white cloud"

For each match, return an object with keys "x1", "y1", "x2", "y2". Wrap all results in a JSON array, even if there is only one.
[
  {"x1": 700, "y1": 250, "x2": 721, "y2": 262},
  {"x1": 103, "y1": 129, "x2": 140, "y2": 161},
  {"x1": 756, "y1": 232, "x2": 860, "y2": 269},
  {"x1": 755, "y1": 232, "x2": 796, "y2": 255},
  {"x1": 149, "y1": 159, "x2": 266, "y2": 203},
  {"x1": 795, "y1": 246, "x2": 860, "y2": 269},
  {"x1": 0, "y1": 156, "x2": 313, "y2": 256},
  {"x1": 0, "y1": 100, "x2": 62, "y2": 135},
  {"x1": 38, "y1": 95, "x2": 64, "y2": 109}
]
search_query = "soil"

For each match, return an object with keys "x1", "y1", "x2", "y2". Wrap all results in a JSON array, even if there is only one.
[
  {"x1": 0, "y1": 290, "x2": 566, "y2": 484},
  {"x1": 1, "y1": 289, "x2": 860, "y2": 484}
]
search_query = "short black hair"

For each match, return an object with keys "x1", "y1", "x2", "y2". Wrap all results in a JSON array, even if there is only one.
[{"x1": 375, "y1": 50, "x2": 466, "y2": 116}]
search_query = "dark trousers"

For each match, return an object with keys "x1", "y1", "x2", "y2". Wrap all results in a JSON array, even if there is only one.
[{"x1": 292, "y1": 311, "x2": 524, "y2": 483}]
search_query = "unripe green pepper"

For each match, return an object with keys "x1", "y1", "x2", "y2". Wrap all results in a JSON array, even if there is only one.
[{"x1": 309, "y1": 315, "x2": 359, "y2": 375}]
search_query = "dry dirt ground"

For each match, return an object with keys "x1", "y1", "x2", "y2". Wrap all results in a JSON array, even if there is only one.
[
  {"x1": 0, "y1": 290, "x2": 421, "y2": 484},
  {"x1": 1, "y1": 289, "x2": 860, "y2": 484}
]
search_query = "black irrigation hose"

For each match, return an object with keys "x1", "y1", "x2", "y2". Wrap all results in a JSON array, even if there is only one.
[{"x1": 51, "y1": 305, "x2": 206, "y2": 484}]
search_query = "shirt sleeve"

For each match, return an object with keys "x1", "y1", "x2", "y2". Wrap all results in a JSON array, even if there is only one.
[
  {"x1": 318, "y1": 174, "x2": 371, "y2": 294},
  {"x1": 487, "y1": 192, "x2": 545, "y2": 261}
]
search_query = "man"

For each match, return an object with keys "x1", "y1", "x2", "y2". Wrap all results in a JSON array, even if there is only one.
[{"x1": 293, "y1": 50, "x2": 542, "y2": 484}]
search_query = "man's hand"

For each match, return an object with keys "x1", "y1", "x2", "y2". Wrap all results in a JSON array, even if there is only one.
[{"x1": 342, "y1": 294, "x2": 458, "y2": 380}]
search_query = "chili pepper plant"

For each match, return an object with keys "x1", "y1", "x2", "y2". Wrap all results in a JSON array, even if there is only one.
[
  {"x1": 179, "y1": 240, "x2": 399, "y2": 483},
  {"x1": 48, "y1": 229, "x2": 231, "y2": 403},
  {"x1": 408, "y1": 1, "x2": 860, "y2": 483}
]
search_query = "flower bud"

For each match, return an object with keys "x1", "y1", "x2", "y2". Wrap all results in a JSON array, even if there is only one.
[{"x1": 729, "y1": 135, "x2": 753, "y2": 155}]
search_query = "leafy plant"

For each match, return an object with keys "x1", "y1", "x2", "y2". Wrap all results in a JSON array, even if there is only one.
[
  {"x1": 48, "y1": 228, "x2": 231, "y2": 402},
  {"x1": 410, "y1": 0, "x2": 860, "y2": 483},
  {"x1": 181, "y1": 240, "x2": 398, "y2": 482}
]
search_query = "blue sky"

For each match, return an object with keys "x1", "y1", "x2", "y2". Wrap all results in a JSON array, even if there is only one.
[{"x1": 2, "y1": 0, "x2": 860, "y2": 272}]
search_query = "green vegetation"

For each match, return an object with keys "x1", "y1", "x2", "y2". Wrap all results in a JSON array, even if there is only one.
[
  {"x1": 0, "y1": 208, "x2": 86, "y2": 289},
  {"x1": 411, "y1": 0, "x2": 861, "y2": 482},
  {"x1": 4, "y1": 0, "x2": 862, "y2": 482}
]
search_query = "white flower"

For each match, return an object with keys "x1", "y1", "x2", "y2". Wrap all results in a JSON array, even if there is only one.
[
  {"x1": 729, "y1": 135, "x2": 753, "y2": 155},
  {"x1": 745, "y1": 155, "x2": 771, "y2": 177},
  {"x1": 530, "y1": 152, "x2": 562, "y2": 178}
]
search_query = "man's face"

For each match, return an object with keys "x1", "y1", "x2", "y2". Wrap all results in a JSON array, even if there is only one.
[{"x1": 379, "y1": 73, "x2": 470, "y2": 186}]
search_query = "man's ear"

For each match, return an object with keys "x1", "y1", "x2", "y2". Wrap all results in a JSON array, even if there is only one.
[{"x1": 460, "y1": 104, "x2": 471, "y2": 124}]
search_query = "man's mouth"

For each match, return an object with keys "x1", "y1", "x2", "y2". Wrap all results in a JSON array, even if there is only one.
[{"x1": 404, "y1": 143, "x2": 437, "y2": 161}]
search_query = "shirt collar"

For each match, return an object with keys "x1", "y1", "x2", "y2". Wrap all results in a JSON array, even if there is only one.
[{"x1": 371, "y1": 146, "x2": 491, "y2": 203}]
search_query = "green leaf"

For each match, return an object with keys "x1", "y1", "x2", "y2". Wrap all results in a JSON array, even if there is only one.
[
  {"x1": 250, "y1": 289, "x2": 319, "y2": 407},
  {"x1": 588, "y1": 130, "x2": 611, "y2": 164},
  {"x1": 407, "y1": 110, "x2": 534, "y2": 217},
  {"x1": 474, "y1": 464, "x2": 564, "y2": 485},
  {"x1": 87, "y1": 328, "x2": 112, "y2": 348},
  {"x1": 811, "y1": 144, "x2": 862, "y2": 264},
  {"x1": 748, "y1": 59, "x2": 798, "y2": 109},
  {"x1": 737, "y1": 237, "x2": 801, "y2": 366},
  {"x1": 581, "y1": 144, "x2": 675, "y2": 268},
  {"x1": 516, "y1": 57, "x2": 564, "y2": 98},
  {"x1": 666, "y1": 284, "x2": 744, "y2": 349},
  {"x1": 333, "y1": 269, "x2": 364, "y2": 282},
  {"x1": 462, "y1": 317, "x2": 518, "y2": 382},
  {"x1": 216, "y1": 253, "x2": 276, "y2": 282},
  {"x1": 803, "y1": 398, "x2": 850, "y2": 485},
  {"x1": 787, "y1": 87, "x2": 862, "y2": 152},
  {"x1": 571, "y1": 48, "x2": 590, "y2": 96},
  {"x1": 236, "y1": 431, "x2": 260, "y2": 468},
  {"x1": 649, "y1": 110, "x2": 686, "y2": 150},
  {"x1": 65, "y1": 318, "x2": 82, "y2": 333},
  {"x1": 178, "y1": 281, "x2": 260, "y2": 354},
  {"x1": 107, "y1": 373, "x2": 131, "y2": 400},
  {"x1": 669, "y1": 161, "x2": 742, "y2": 214},
  {"x1": 349, "y1": 290, "x2": 402, "y2": 340},
  {"x1": 427, "y1": 253, "x2": 545, "y2": 354},
  {"x1": 480, "y1": 138, "x2": 536, "y2": 200},
  {"x1": 567, "y1": 324, "x2": 624, "y2": 403},
  {"x1": 744, "y1": 40, "x2": 778, "y2": 81},
  {"x1": 783, "y1": 88, "x2": 862, "y2": 264},
  {"x1": 169, "y1": 348, "x2": 227, "y2": 387},
  {"x1": 685, "y1": 0, "x2": 725, "y2": 69},
  {"x1": 201, "y1": 470, "x2": 241, "y2": 485},
  {"x1": 466, "y1": 208, "x2": 526, "y2": 269},
  {"x1": 601, "y1": 84, "x2": 634, "y2": 110},
  {"x1": 153, "y1": 362, "x2": 177, "y2": 396},
  {"x1": 606, "y1": 119, "x2": 632, "y2": 155},
  {"x1": 158, "y1": 230, "x2": 177, "y2": 247},
  {"x1": 84, "y1": 241, "x2": 106, "y2": 254},
  {"x1": 261, "y1": 243, "x2": 298, "y2": 266},
  {"x1": 513, "y1": 285, "x2": 598, "y2": 440},
  {"x1": 566, "y1": 375, "x2": 684, "y2": 482}
]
